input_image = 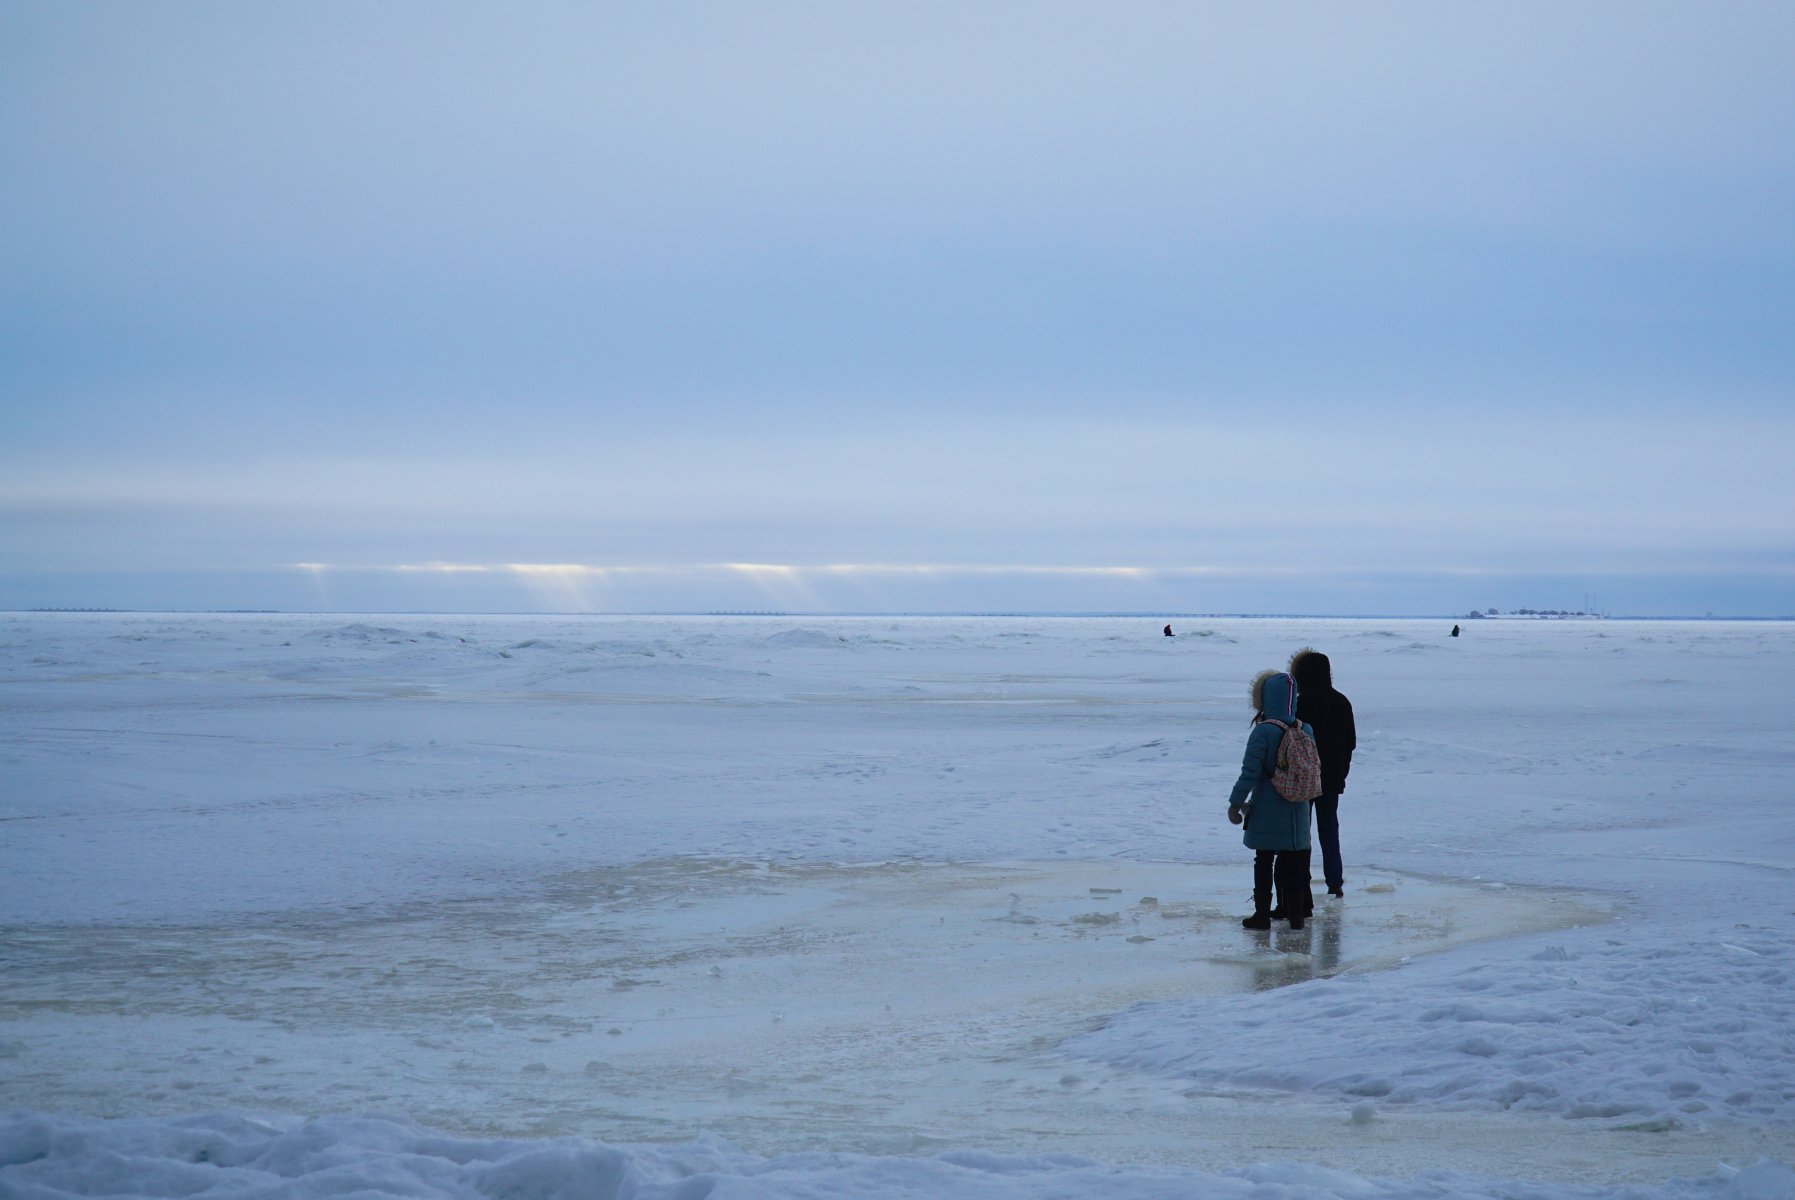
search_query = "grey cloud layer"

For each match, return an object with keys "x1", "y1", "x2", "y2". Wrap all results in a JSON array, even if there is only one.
[{"x1": 2, "y1": 3, "x2": 1792, "y2": 612}]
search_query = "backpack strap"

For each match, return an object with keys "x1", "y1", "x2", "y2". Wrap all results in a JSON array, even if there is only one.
[{"x1": 1259, "y1": 718, "x2": 1288, "y2": 775}]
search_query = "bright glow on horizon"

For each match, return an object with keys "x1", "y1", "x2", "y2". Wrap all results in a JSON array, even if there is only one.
[
  {"x1": 291, "y1": 561, "x2": 1219, "y2": 579},
  {"x1": 504, "y1": 563, "x2": 616, "y2": 577}
]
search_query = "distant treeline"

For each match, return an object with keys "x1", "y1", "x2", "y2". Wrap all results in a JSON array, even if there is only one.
[
  {"x1": 27, "y1": 607, "x2": 130, "y2": 613},
  {"x1": 21, "y1": 608, "x2": 279, "y2": 614}
]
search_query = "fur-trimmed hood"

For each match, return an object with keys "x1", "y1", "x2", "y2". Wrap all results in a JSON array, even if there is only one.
[
  {"x1": 1289, "y1": 647, "x2": 1333, "y2": 692},
  {"x1": 1250, "y1": 669, "x2": 1299, "y2": 723}
]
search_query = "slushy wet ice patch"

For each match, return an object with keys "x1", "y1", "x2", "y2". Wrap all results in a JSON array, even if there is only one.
[{"x1": 2, "y1": 859, "x2": 1598, "y2": 1160}]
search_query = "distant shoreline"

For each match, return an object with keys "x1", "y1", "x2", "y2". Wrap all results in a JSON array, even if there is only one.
[{"x1": 8, "y1": 609, "x2": 1792, "y2": 622}]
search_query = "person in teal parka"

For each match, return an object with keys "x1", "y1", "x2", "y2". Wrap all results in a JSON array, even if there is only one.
[{"x1": 1227, "y1": 669, "x2": 1314, "y2": 929}]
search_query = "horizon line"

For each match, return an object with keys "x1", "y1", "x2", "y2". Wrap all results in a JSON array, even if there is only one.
[{"x1": 8, "y1": 609, "x2": 1792, "y2": 622}]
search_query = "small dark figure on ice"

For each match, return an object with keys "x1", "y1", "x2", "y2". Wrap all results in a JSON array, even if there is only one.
[
  {"x1": 1163, "y1": 624, "x2": 1174, "y2": 637},
  {"x1": 1451, "y1": 624, "x2": 1461, "y2": 637}
]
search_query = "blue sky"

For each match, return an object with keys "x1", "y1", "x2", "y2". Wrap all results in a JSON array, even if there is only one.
[{"x1": 3, "y1": 2, "x2": 1792, "y2": 615}]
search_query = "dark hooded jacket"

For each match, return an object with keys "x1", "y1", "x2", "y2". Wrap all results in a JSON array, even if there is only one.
[{"x1": 1289, "y1": 649, "x2": 1356, "y2": 795}]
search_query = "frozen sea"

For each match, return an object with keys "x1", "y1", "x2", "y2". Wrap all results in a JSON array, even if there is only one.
[{"x1": 2, "y1": 613, "x2": 1791, "y2": 1198}]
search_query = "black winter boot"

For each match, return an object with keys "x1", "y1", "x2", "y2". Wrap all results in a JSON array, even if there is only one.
[{"x1": 1245, "y1": 851, "x2": 1275, "y2": 929}]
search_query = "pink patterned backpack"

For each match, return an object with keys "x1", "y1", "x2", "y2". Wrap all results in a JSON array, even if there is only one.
[{"x1": 1263, "y1": 718, "x2": 1323, "y2": 802}]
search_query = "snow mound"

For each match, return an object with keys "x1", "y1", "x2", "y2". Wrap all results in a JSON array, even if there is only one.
[
  {"x1": 301, "y1": 623, "x2": 415, "y2": 644},
  {"x1": 1068, "y1": 927, "x2": 1795, "y2": 1129},
  {"x1": 765, "y1": 627, "x2": 850, "y2": 649}
]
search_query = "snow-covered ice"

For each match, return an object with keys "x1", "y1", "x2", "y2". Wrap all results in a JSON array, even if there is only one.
[{"x1": 2, "y1": 614, "x2": 1791, "y2": 1197}]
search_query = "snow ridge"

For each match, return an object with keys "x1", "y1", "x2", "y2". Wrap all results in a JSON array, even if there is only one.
[
  {"x1": 1, "y1": 1112, "x2": 1791, "y2": 1199},
  {"x1": 1068, "y1": 924, "x2": 1795, "y2": 1128}
]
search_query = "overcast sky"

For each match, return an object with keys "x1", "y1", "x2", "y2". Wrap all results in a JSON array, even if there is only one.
[{"x1": 3, "y1": 2, "x2": 1792, "y2": 615}]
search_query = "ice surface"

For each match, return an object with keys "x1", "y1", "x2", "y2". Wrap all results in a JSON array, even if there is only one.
[{"x1": 2, "y1": 614, "x2": 1792, "y2": 1197}]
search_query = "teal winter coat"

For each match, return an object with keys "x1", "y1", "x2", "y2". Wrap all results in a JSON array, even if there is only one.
[{"x1": 1226, "y1": 671, "x2": 1313, "y2": 852}]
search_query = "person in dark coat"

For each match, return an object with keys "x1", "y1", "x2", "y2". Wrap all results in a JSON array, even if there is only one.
[
  {"x1": 1289, "y1": 648, "x2": 1357, "y2": 897},
  {"x1": 1227, "y1": 670, "x2": 1313, "y2": 929}
]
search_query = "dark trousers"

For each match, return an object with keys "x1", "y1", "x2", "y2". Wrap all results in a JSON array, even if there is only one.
[
  {"x1": 1252, "y1": 850, "x2": 1311, "y2": 917},
  {"x1": 1313, "y1": 793, "x2": 1343, "y2": 890}
]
